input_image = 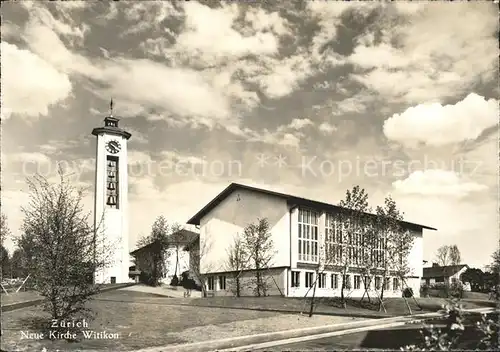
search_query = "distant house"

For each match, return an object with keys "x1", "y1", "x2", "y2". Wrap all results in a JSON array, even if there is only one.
[
  {"x1": 130, "y1": 229, "x2": 199, "y2": 284},
  {"x1": 421, "y1": 263, "x2": 469, "y2": 286}
]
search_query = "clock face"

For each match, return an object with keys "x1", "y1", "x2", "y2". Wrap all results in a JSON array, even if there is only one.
[{"x1": 106, "y1": 140, "x2": 121, "y2": 154}]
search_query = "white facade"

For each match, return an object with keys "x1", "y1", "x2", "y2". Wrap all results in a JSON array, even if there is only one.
[
  {"x1": 193, "y1": 185, "x2": 432, "y2": 298},
  {"x1": 92, "y1": 118, "x2": 131, "y2": 284},
  {"x1": 160, "y1": 247, "x2": 191, "y2": 284}
]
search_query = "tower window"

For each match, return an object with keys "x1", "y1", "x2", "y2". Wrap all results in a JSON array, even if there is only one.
[{"x1": 106, "y1": 156, "x2": 119, "y2": 209}]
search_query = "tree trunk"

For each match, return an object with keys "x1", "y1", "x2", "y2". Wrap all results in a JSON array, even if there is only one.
[
  {"x1": 308, "y1": 270, "x2": 318, "y2": 317},
  {"x1": 341, "y1": 267, "x2": 348, "y2": 309},
  {"x1": 174, "y1": 246, "x2": 179, "y2": 279},
  {"x1": 402, "y1": 277, "x2": 421, "y2": 310},
  {"x1": 360, "y1": 269, "x2": 371, "y2": 303},
  {"x1": 236, "y1": 276, "x2": 240, "y2": 297},
  {"x1": 379, "y1": 271, "x2": 387, "y2": 312}
]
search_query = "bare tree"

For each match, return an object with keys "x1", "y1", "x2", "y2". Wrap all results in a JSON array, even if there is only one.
[
  {"x1": 384, "y1": 203, "x2": 419, "y2": 314},
  {"x1": 187, "y1": 235, "x2": 213, "y2": 297},
  {"x1": 18, "y1": 170, "x2": 113, "y2": 327},
  {"x1": 436, "y1": 245, "x2": 451, "y2": 266},
  {"x1": 225, "y1": 233, "x2": 249, "y2": 297},
  {"x1": 333, "y1": 186, "x2": 372, "y2": 309},
  {"x1": 374, "y1": 196, "x2": 414, "y2": 313},
  {"x1": 242, "y1": 218, "x2": 275, "y2": 297},
  {"x1": 449, "y1": 245, "x2": 461, "y2": 266},
  {"x1": 302, "y1": 186, "x2": 374, "y2": 317},
  {"x1": 136, "y1": 216, "x2": 182, "y2": 286}
]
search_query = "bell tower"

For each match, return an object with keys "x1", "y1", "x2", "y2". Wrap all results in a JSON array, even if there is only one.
[{"x1": 91, "y1": 99, "x2": 132, "y2": 284}]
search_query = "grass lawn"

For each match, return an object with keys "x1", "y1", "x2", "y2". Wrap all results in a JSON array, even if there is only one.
[
  {"x1": 1, "y1": 284, "x2": 134, "y2": 308},
  {"x1": 0, "y1": 291, "x2": 42, "y2": 306},
  {"x1": 160, "y1": 295, "x2": 494, "y2": 318},
  {"x1": 2, "y1": 290, "x2": 358, "y2": 351}
]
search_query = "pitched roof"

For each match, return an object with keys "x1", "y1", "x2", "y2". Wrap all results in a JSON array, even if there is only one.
[
  {"x1": 130, "y1": 229, "x2": 199, "y2": 255},
  {"x1": 422, "y1": 264, "x2": 469, "y2": 278},
  {"x1": 186, "y1": 183, "x2": 437, "y2": 231}
]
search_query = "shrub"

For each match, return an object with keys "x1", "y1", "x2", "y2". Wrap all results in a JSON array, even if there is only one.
[
  {"x1": 139, "y1": 272, "x2": 155, "y2": 286},
  {"x1": 420, "y1": 284, "x2": 430, "y2": 297},
  {"x1": 403, "y1": 287, "x2": 414, "y2": 298},
  {"x1": 448, "y1": 281, "x2": 464, "y2": 299},
  {"x1": 170, "y1": 275, "x2": 179, "y2": 286},
  {"x1": 402, "y1": 300, "x2": 499, "y2": 351}
]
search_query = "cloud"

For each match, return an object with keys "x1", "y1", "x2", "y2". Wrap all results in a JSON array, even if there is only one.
[
  {"x1": 384, "y1": 93, "x2": 498, "y2": 147},
  {"x1": 393, "y1": 170, "x2": 488, "y2": 198},
  {"x1": 350, "y1": 2, "x2": 498, "y2": 102},
  {"x1": 318, "y1": 122, "x2": 337, "y2": 134},
  {"x1": 288, "y1": 118, "x2": 313, "y2": 130},
  {"x1": 175, "y1": 2, "x2": 279, "y2": 65},
  {"x1": 1, "y1": 42, "x2": 72, "y2": 120}
]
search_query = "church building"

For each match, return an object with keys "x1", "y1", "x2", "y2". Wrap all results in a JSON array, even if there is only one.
[{"x1": 187, "y1": 183, "x2": 436, "y2": 298}]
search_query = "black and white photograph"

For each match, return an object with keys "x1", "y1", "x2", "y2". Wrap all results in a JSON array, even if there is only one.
[{"x1": 0, "y1": 1, "x2": 498, "y2": 351}]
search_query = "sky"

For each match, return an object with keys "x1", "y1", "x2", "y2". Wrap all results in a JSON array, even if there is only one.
[{"x1": 1, "y1": 1, "x2": 498, "y2": 269}]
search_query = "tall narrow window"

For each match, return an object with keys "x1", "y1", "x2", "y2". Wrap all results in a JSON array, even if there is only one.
[
  {"x1": 305, "y1": 272, "x2": 314, "y2": 288},
  {"x1": 325, "y1": 214, "x2": 343, "y2": 264},
  {"x1": 218, "y1": 275, "x2": 226, "y2": 290},
  {"x1": 207, "y1": 277, "x2": 215, "y2": 291},
  {"x1": 318, "y1": 273, "x2": 326, "y2": 288},
  {"x1": 291, "y1": 271, "x2": 300, "y2": 288},
  {"x1": 331, "y1": 274, "x2": 338, "y2": 289},
  {"x1": 106, "y1": 156, "x2": 119, "y2": 209},
  {"x1": 298, "y1": 209, "x2": 319, "y2": 262},
  {"x1": 393, "y1": 278, "x2": 399, "y2": 291},
  {"x1": 343, "y1": 274, "x2": 351, "y2": 290},
  {"x1": 354, "y1": 275, "x2": 361, "y2": 289}
]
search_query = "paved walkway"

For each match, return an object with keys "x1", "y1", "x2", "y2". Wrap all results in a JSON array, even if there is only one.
[{"x1": 119, "y1": 284, "x2": 203, "y2": 298}]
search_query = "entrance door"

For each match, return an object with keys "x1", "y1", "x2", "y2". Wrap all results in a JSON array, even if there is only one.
[{"x1": 111, "y1": 277, "x2": 116, "y2": 284}]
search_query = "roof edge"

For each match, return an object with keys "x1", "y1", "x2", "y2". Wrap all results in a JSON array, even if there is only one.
[{"x1": 186, "y1": 183, "x2": 437, "y2": 231}]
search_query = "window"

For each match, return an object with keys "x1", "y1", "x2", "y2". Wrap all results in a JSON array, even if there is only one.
[
  {"x1": 305, "y1": 272, "x2": 314, "y2": 288},
  {"x1": 436, "y1": 277, "x2": 445, "y2": 283},
  {"x1": 218, "y1": 275, "x2": 226, "y2": 290},
  {"x1": 207, "y1": 276, "x2": 215, "y2": 291},
  {"x1": 325, "y1": 214, "x2": 343, "y2": 264},
  {"x1": 364, "y1": 276, "x2": 371, "y2": 289},
  {"x1": 331, "y1": 274, "x2": 338, "y2": 289},
  {"x1": 291, "y1": 271, "x2": 300, "y2": 288},
  {"x1": 298, "y1": 209, "x2": 319, "y2": 262},
  {"x1": 393, "y1": 278, "x2": 399, "y2": 291},
  {"x1": 342, "y1": 275, "x2": 351, "y2": 289},
  {"x1": 318, "y1": 273, "x2": 326, "y2": 288},
  {"x1": 371, "y1": 236, "x2": 386, "y2": 268},
  {"x1": 354, "y1": 275, "x2": 361, "y2": 289},
  {"x1": 106, "y1": 156, "x2": 119, "y2": 209},
  {"x1": 384, "y1": 277, "x2": 390, "y2": 290},
  {"x1": 375, "y1": 276, "x2": 381, "y2": 290}
]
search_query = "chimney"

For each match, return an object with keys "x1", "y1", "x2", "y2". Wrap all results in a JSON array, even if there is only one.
[{"x1": 432, "y1": 263, "x2": 440, "y2": 267}]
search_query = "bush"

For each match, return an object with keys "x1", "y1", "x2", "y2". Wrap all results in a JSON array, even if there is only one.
[
  {"x1": 139, "y1": 272, "x2": 155, "y2": 286},
  {"x1": 402, "y1": 300, "x2": 499, "y2": 351},
  {"x1": 420, "y1": 284, "x2": 430, "y2": 297},
  {"x1": 403, "y1": 287, "x2": 414, "y2": 298},
  {"x1": 170, "y1": 275, "x2": 179, "y2": 286},
  {"x1": 179, "y1": 271, "x2": 201, "y2": 290},
  {"x1": 448, "y1": 281, "x2": 464, "y2": 299}
]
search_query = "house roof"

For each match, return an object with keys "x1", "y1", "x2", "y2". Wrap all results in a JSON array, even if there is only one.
[
  {"x1": 186, "y1": 183, "x2": 437, "y2": 231},
  {"x1": 130, "y1": 229, "x2": 199, "y2": 255},
  {"x1": 422, "y1": 264, "x2": 469, "y2": 279}
]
